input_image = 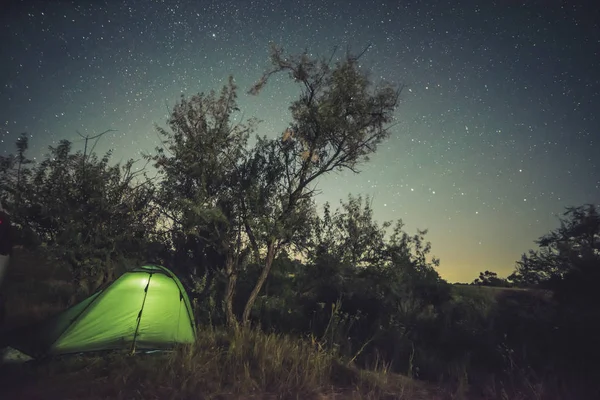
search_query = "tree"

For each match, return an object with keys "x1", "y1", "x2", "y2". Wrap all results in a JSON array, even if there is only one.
[
  {"x1": 472, "y1": 270, "x2": 510, "y2": 287},
  {"x1": 307, "y1": 194, "x2": 390, "y2": 267},
  {"x1": 238, "y1": 44, "x2": 402, "y2": 325},
  {"x1": 289, "y1": 194, "x2": 450, "y2": 367},
  {"x1": 147, "y1": 76, "x2": 258, "y2": 327},
  {"x1": 509, "y1": 204, "x2": 600, "y2": 290},
  {"x1": 148, "y1": 44, "x2": 402, "y2": 328},
  {"x1": 506, "y1": 204, "x2": 600, "y2": 382},
  {"x1": 14, "y1": 133, "x2": 33, "y2": 206},
  {"x1": 2, "y1": 134, "x2": 158, "y2": 293},
  {"x1": 0, "y1": 132, "x2": 33, "y2": 212}
]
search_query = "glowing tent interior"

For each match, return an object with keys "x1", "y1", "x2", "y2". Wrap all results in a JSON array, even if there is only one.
[{"x1": 2, "y1": 265, "x2": 196, "y2": 358}]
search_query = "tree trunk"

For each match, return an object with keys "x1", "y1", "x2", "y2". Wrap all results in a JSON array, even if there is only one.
[
  {"x1": 242, "y1": 241, "x2": 277, "y2": 326},
  {"x1": 224, "y1": 254, "x2": 238, "y2": 328}
]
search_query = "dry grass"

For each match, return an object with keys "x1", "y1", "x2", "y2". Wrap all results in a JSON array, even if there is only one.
[{"x1": 0, "y1": 327, "x2": 446, "y2": 399}]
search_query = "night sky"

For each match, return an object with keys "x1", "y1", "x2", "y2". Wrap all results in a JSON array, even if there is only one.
[{"x1": 1, "y1": 0, "x2": 599, "y2": 282}]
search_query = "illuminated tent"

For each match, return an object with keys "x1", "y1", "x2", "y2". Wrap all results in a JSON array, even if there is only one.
[{"x1": 2, "y1": 265, "x2": 196, "y2": 358}]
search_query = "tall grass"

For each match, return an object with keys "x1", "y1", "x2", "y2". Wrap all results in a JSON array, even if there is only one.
[
  {"x1": 1, "y1": 326, "x2": 442, "y2": 399},
  {"x1": 169, "y1": 327, "x2": 334, "y2": 397}
]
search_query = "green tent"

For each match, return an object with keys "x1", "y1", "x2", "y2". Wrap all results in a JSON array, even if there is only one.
[{"x1": 3, "y1": 265, "x2": 196, "y2": 358}]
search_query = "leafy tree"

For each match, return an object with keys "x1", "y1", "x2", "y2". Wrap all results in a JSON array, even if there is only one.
[
  {"x1": 472, "y1": 270, "x2": 510, "y2": 287},
  {"x1": 0, "y1": 133, "x2": 33, "y2": 213},
  {"x1": 308, "y1": 195, "x2": 391, "y2": 267},
  {"x1": 14, "y1": 133, "x2": 33, "y2": 206},
  {"x1": 238, "y1": 44, "x2": 402, "y2": 325},
  {"x1": 509, "y1": 204, "x2": 600, "y2": 291},
  {"x1": 147, "y1": 44, "x2": 401, "y2": 327},
  {"x1": 2, "y1": 134, "x2": 158, "y2": 294},
  {"x1": 147, "y1": 76, "x2": 258, "y2": 326},
  {"x1": 504, "y1": 204, "x2": 600, "y2": 385},
  {"x1": 271, "y1": 194, "x2": 450, "y2": 369}
]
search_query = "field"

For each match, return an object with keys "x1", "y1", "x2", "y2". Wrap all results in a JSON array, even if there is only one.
[
  {"x1": 452, "y1": 284, "x2": 552, "y2": 302},
  {"x1": 0, "y1": 248, "x2": 450, "y2": 400}
]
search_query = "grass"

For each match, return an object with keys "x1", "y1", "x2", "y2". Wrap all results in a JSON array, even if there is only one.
[
  {"x1": 1, "y1": 327, "x2": 448, "y2": 399},
  {"x1": 0, "y1": 248, "x2": 447, "y2": 399}
]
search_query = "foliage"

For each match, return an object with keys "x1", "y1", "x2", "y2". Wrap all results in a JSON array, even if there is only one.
[
  {"x1": 237, "y1": 44, "x2": 402, "y2": 325},
  {"x1": 472, "y1": 271, "x2": 511, "y2": 287},
  {"x1": 145, "y1": 75, "x2": 258, "y2": 326},
  {"x1": 0, "y1": 135, "x2": 158, "y2": 294},
  {"x1": 509, "y1": 204, "x2": 600, "y2": 291},
  {"x1": 243, "y1": 195, "x2": 452, "y2": 376},
  {"x1": 146, "y1": 44, "x2": 402, "y2": 327},
  {"x1": 506, "y1": 204, "x2": 600, "y2": 378},
  {"x1": 308, "y1": 195, "x2": 390, "y2": 267}
]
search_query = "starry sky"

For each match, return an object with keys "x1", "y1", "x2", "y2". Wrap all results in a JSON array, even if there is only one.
[{"x1": 1, "y1": 0, "x2": 599, "y2": 282}]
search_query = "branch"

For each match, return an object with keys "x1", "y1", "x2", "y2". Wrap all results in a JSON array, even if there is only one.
[
  {"x1": 350, "y1": 43, "x2": 372, "y2": 62},
  {"x1": 243, "y1": 216, "x2": 261, "y2": 264}
]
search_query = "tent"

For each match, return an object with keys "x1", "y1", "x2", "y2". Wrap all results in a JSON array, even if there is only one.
[{"x1": 2, "y1": 265, "x2": 196, "y2": 358}]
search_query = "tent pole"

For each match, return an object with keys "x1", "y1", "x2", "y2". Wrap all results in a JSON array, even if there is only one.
[{"x1": 131, "y1": 273, "x2": 152, "y2": 355}]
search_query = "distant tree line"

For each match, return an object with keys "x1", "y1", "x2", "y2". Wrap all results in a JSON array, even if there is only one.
[{"x1": 471, "y1": 270, "x2": 511, "y2": 287}]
